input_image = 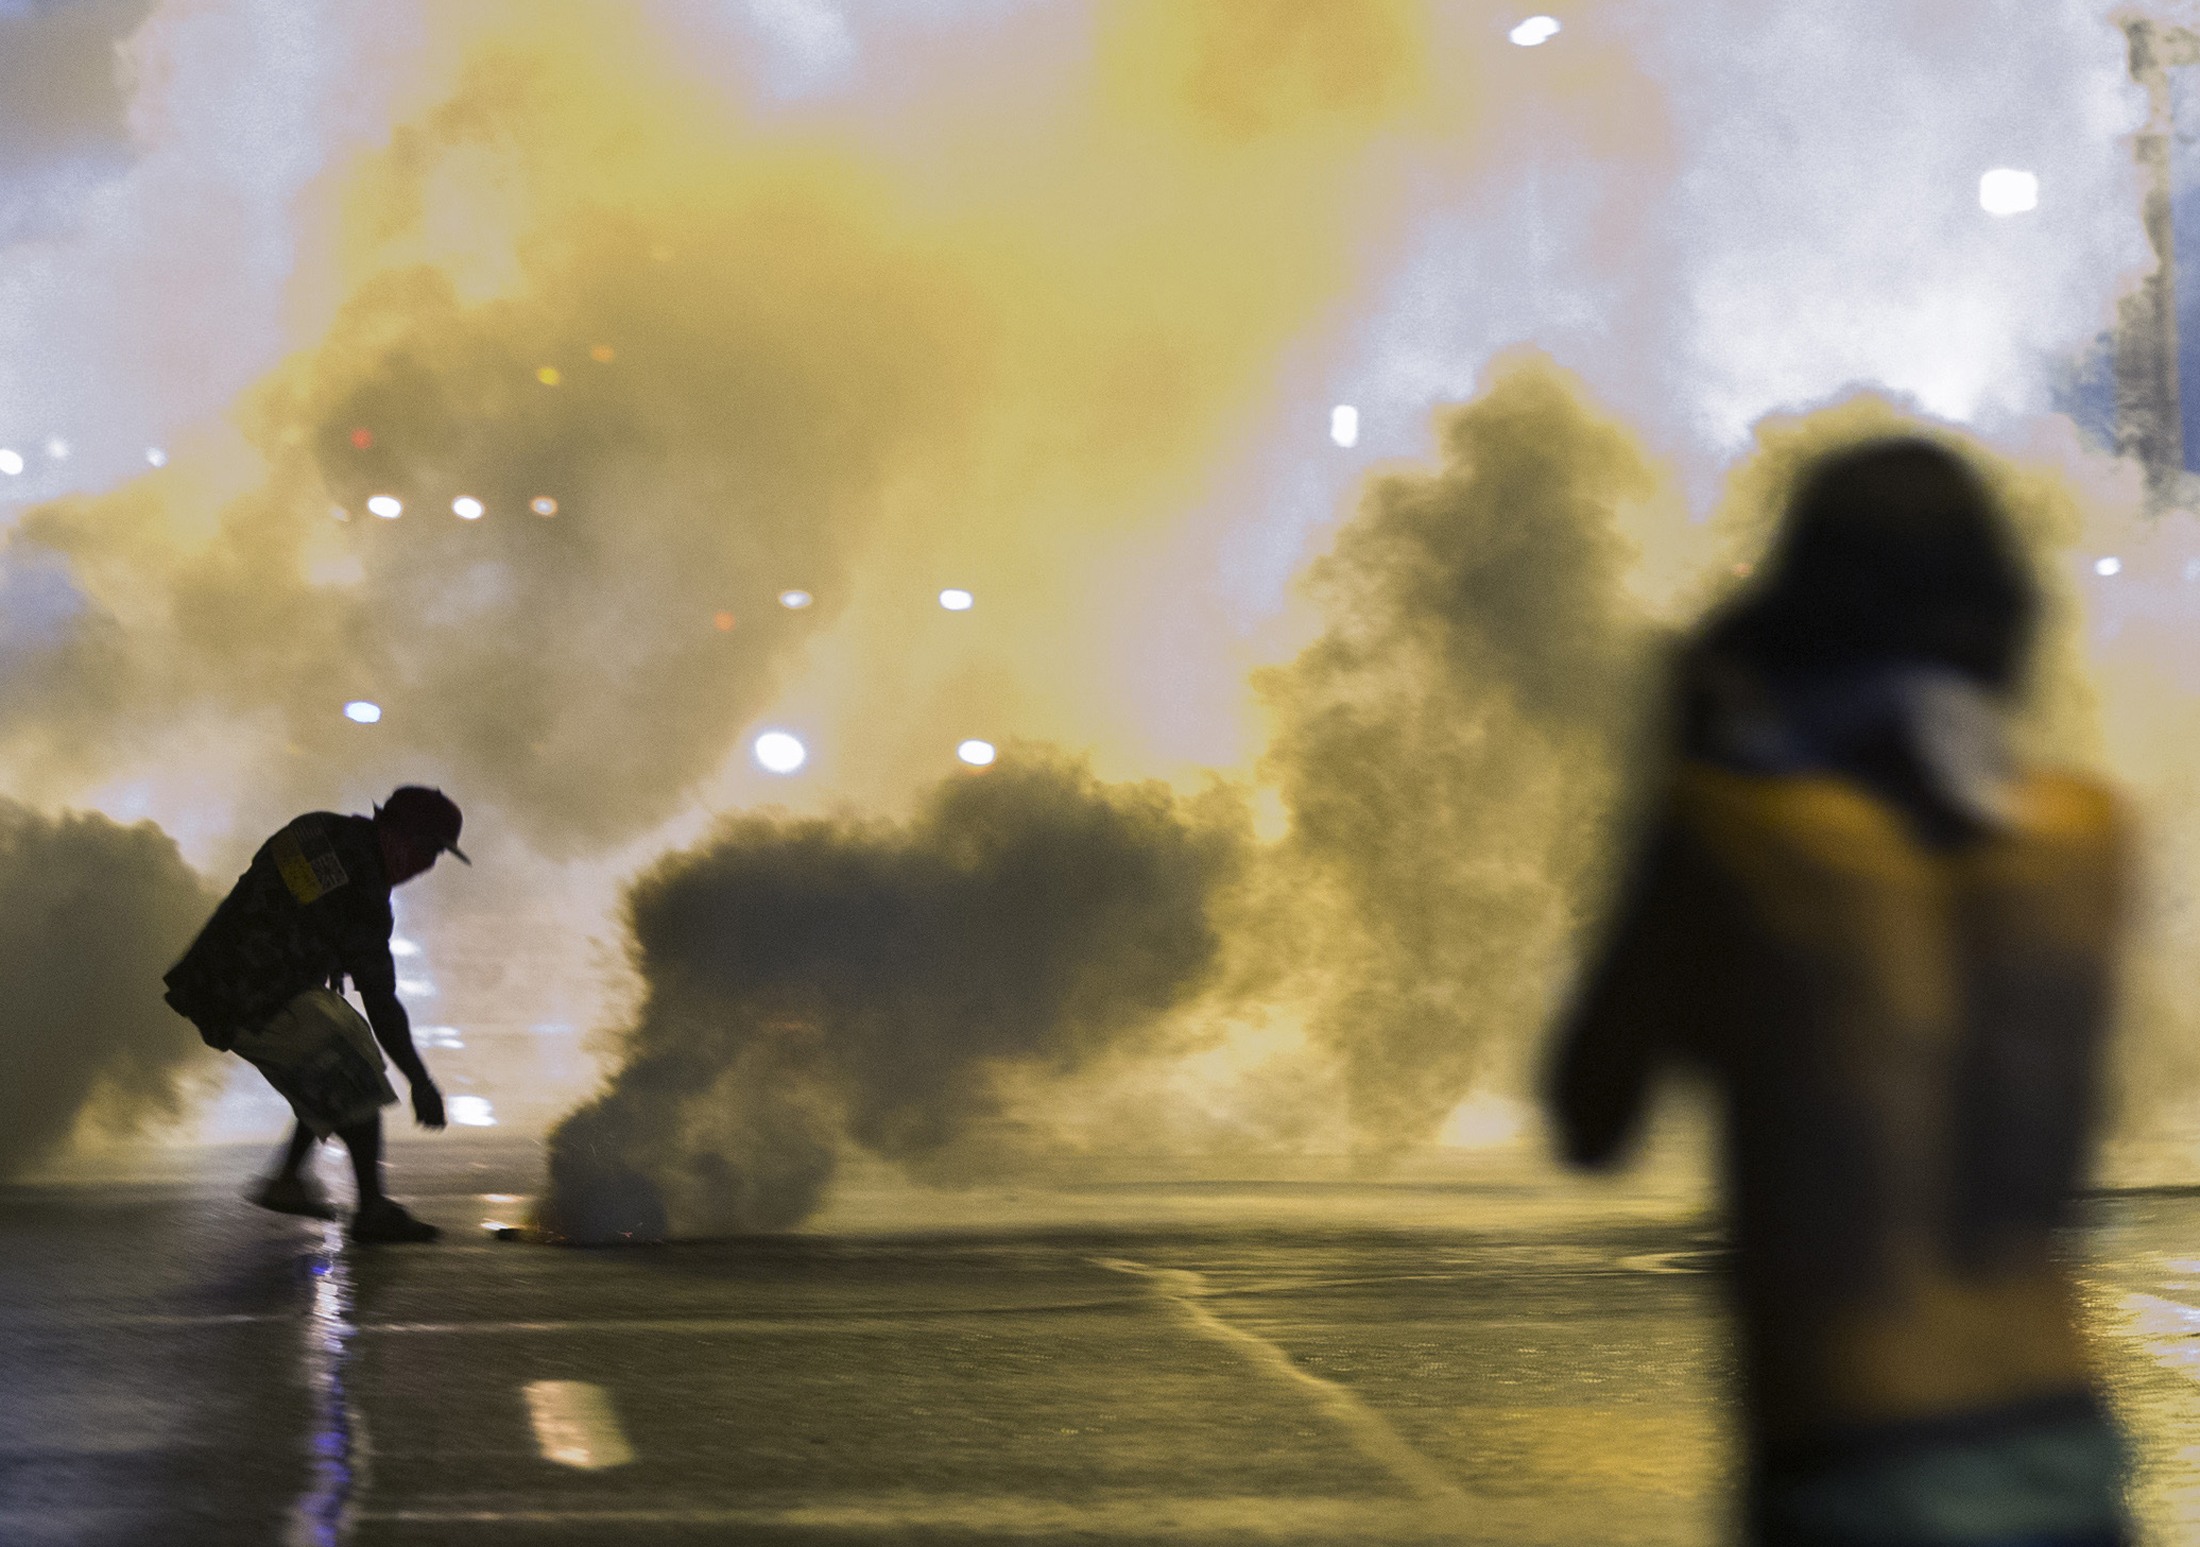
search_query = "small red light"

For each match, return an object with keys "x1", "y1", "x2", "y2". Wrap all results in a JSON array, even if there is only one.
[
  {"x1": 713, "y1": 610, "x2": 736, "y2": 632},
  {"x1": 350, "y1": 427, "x2": 374, "y2": 449}
]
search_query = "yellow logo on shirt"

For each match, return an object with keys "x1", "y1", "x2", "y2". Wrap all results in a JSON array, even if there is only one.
[{"x1": 272, "y1": 825, "x2": 349, "y2": 905}]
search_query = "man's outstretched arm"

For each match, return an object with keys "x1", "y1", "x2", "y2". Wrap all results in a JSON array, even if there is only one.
[
  {"x1": 360, "y1": 986, "x2": 446, "y2": 1129},
  {"x1": 1545, "y1": 823, "x2": 1694, "y2": 1169}
]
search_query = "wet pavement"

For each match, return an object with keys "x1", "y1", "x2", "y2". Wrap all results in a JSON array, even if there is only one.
[{"x1": 7, "y1": 1138, "x2": 2200, "y2": 1545}]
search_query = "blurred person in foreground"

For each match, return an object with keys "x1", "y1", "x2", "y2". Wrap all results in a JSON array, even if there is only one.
[
  {"x1": 164, "y1": 787, "x2": 468, "y2": 1244},
  {"x1": 1549, "y1": 439, "x2": 2130, "y2": 1547}
]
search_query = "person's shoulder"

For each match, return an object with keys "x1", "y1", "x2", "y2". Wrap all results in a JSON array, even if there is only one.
[
  {"x1": 1667, "y1": 759, "x2": 1886, "y2": 839},
  {"x1": 2007, "y1": 770, "x2": 2126, "y2": 849}
]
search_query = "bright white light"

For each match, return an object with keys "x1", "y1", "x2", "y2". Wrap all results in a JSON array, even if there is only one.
[
  {"x1": 0, "y1": 449, "x2": 19, "y2": 476},
  {"x1": 367, "y1": 495, "x2": 402, "y2": 519},
  {"x1": 390, "y1": 937, "x2": 421, "y2": 957},
  {"x1": 754, "y1": 730, "x2": 807, "y2": 773},
  {"x1": 939, "y1": 588, "x2": 974, "y2": 611},
  {"x1": 1509, "y1": 15, "x2": 1561, "y2": 46},
  {"x1": 448, "y1": 1096, "x2": 497, "y2": 1127},
  {"x1": 531, "y1": 496, "x2": 558, "y2": 516},
  {"x1": 396, "y1": 976, "x2": 437, "y2": 997},
  {"x1": 956, "y1": 739, "x2": 996, "y2": 767},
  {"x1": 2095, "y1": 556, "x2": 2122, "y2": 577},
  {"x1": 44, "y1": 437, "x2": 68, "y2": 461},
  {"x1": 343, "y1": 700, "x2": 382, "y2": 723},
  {"x1": 419, "y1": 1026, "x2": 464, "y2": 1049},
  {"x1": 452, "y1": 495, "x2": 484, "y2": 520},
  {"x1": 1330, "y1": 404, "x2": 1359, "y2": 447},
  {"x1": 146, "y1": 447, "x2": 167, "y2": 468},
  {"x1": 778, "y1": 589, "x2": 813, "y2": 610},
  {"x1": 1979, "y1": 168, "x2": 2039, "y2": 216}
]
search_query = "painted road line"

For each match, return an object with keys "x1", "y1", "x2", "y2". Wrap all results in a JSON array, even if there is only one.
[
  {"x1": 524, "y1": 1380, "x2": 636, "y2": 1470},
  {"x1": 358, "y1": 1303, "x2": 1142, "y2": 1335},
  {"x1": 361, "y1": 1496, "x2": 1458, "y2": 1539},
  {"x1": 1093, "y1": 1257, "x2": 1474, "y2": 1515}
]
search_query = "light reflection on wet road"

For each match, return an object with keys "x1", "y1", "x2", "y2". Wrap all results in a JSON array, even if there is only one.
[{"x1": 8, "y1": 1140, "x2": 2200, "y2": 1545}]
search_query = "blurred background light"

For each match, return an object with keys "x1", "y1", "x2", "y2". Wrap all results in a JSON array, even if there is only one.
[
  {"x1": 754, "y1": 730, "x2": 807, "y2": 773},
  {"x1": 956, "y1": 739, "x2": 996, "y2": 766},
  {"x1": 1509, "y1": 15, "x2": 1561, "y2": 46},
  {"x1": 0, "y1": 450, "x2": 20, "y2": 476},
  {"x1": 939, "y1": 588, "x2": 974, "y2": 610},
  {"x1": 530, "y1": 496, "x2": 558, "y2": 516},
  {"x1": 367, "y1": 495, "x2": 402, "y2": 518},
  {"x1": 453, "y1": 495, "x2": 484, "y2": 519},
  {"x1": 343, "y1": 700, "x2": 382, "y2": 723},
  {"x1": 1979, "y1": 168, "x2": 2039, "y2": 215},
  {"x1": 778, "y1": 589, "x2": 812, "y2": 609},
  {"x1": 1330, "y1": 404, "x2": 1359, "y2": 447}
]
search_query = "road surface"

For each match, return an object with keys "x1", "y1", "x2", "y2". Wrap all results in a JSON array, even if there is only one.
[{"x1": 6, "y1": 1137, "x2": 2200, "y2": 1545}]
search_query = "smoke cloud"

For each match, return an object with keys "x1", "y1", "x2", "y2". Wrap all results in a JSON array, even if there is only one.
[
  {"x1": 0, "y1": 2, "x2": 2186, "y2": 1183},
  {"x1": 0, "y1": 800, "x2": 214, "y2": 1179},
  {"x1": 1254, "y1": 356, "x2": 1668, "y2": 1145},
  {"x1": 0, "y1": 0, "x2": 1526, "y2": 853},
  {"x1": 543, "y1": 750, "x2": 1245, "y2": 1240}
]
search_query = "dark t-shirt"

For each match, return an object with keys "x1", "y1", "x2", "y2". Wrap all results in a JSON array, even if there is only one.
[{"x1": 163, "y1": 813, "x2": 397, "y2": 1049}]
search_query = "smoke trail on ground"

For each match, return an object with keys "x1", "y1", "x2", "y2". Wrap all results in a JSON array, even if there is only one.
[
  {"x1": 0, "y1": 802, "x2": 214, "y2": 1179},
  {"x1": 542, "y1": 751, "x2": 1246, "y2": 1239}
]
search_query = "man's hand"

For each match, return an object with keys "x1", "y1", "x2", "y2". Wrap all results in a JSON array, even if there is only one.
[{"x1": 411, "y1": 1078, "x2": 447, "y2": 1130}]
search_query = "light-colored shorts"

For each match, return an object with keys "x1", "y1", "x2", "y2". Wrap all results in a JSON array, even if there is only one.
[{"x1": 231, "y1": 988, "x2": 397, "y2": 1137}]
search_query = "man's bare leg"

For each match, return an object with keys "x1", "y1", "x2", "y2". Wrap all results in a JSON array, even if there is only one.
[
  {"x1": 273, "y1": 1122, "x2": 316, "y2": 1182},
  {"x1": 335, "y1": 1117, "x2": 384, "y2": 1208},
  {"x1": 249, "y1": 1121, "x2": 337, "y2": 1219},
  {"x1": 340, "y1": 1115, "x2": 439, "y2": 1242}
]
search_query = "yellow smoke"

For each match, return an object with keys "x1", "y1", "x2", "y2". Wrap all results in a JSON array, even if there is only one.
[{"x1": 11, "y1": 1, "x2": 2195, "y2": 1179}]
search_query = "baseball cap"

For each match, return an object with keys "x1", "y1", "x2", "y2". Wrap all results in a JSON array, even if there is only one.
[{"x1": 376, "y1": 785, "x2": 470, "y2": 864}]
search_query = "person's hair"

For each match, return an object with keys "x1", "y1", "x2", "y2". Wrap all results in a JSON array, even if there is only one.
[
  {"x1": 374, "y1": 785, "x2": 463, "y2": 850},
  {"x1": 1704, "y1": 438, "x2": 2038, "y2": 691}
]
